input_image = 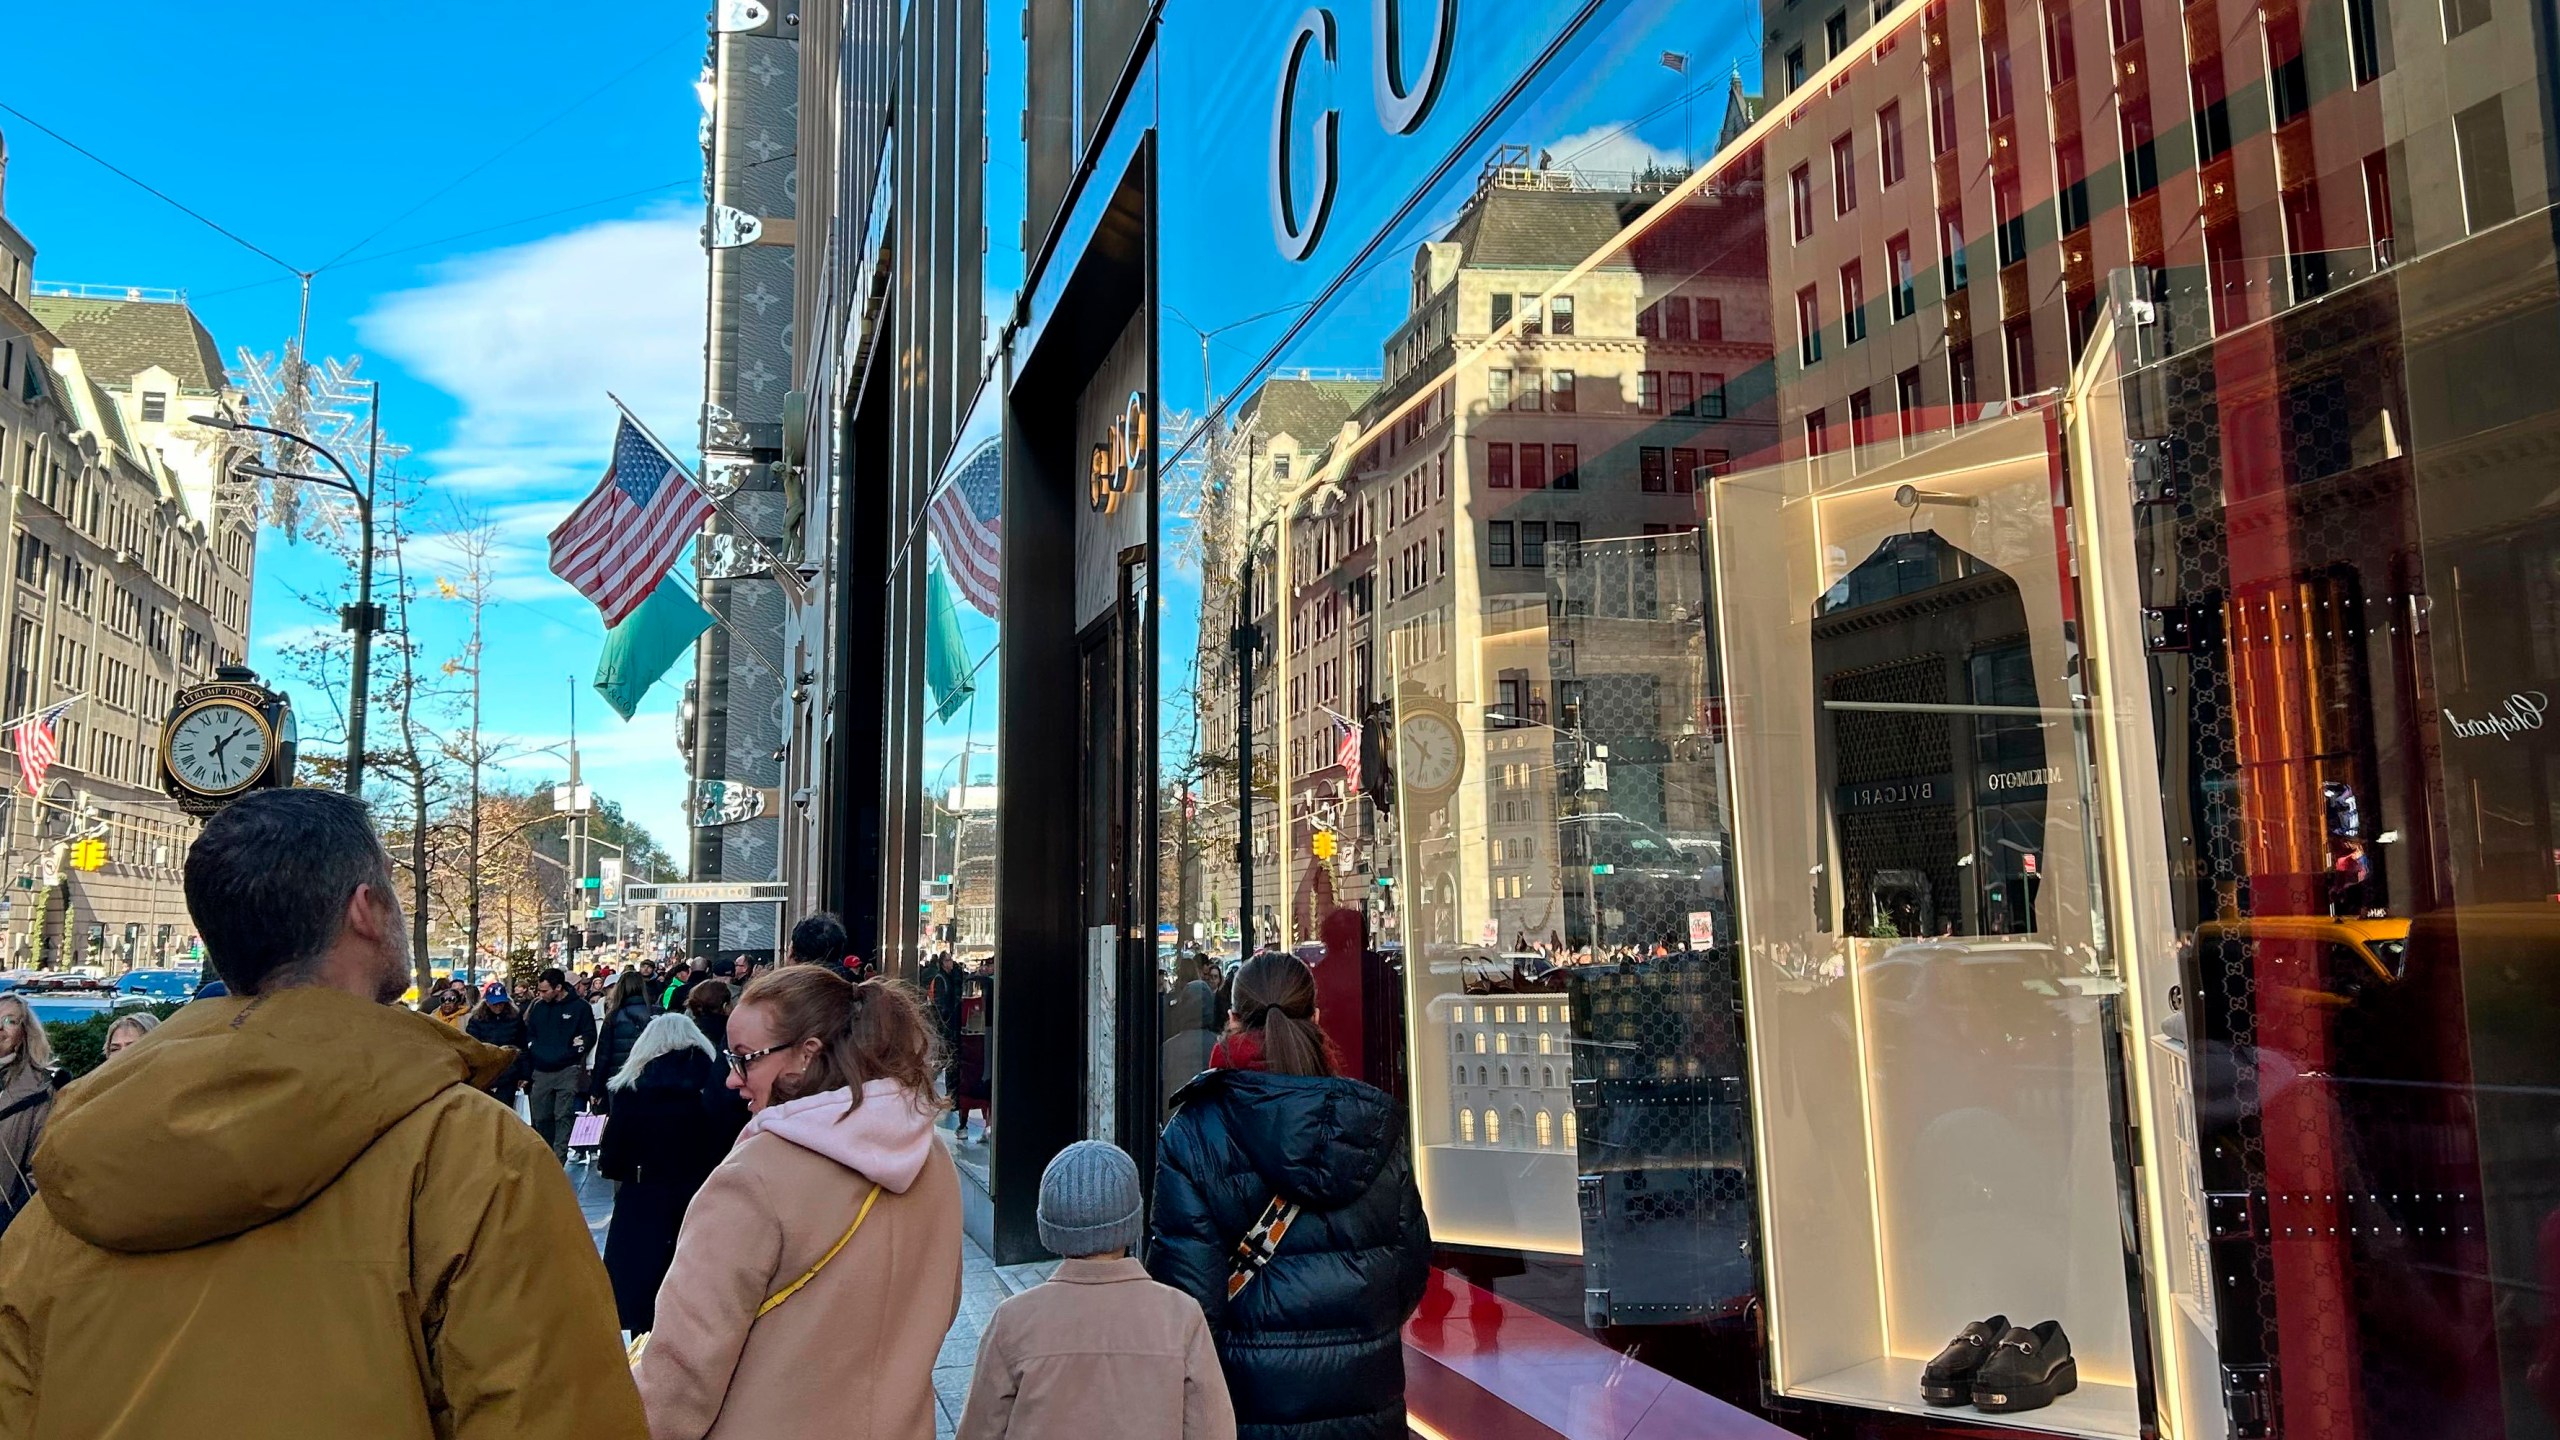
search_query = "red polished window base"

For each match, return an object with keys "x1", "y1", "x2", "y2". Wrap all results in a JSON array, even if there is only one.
[{"x1": 1403, "y1": 1269, "x2": 1796, "y2": 1439}]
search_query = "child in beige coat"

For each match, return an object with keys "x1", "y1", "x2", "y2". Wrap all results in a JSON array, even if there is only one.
[{"x1": 957, "y1": 1142, "x2": 1234, "y2": 1440}]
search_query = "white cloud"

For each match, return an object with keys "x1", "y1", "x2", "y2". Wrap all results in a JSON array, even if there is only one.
[
  {"x1": 358, "y1": 209, "x2": 707, "y2": 500},
  {"x1": 1543, "y1": 126, "x2": 1689, "y2": 181}
]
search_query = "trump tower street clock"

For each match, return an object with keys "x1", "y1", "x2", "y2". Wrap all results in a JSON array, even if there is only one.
[{"x1": 161, "y1": 665, "x2": 297, "y2": 816}]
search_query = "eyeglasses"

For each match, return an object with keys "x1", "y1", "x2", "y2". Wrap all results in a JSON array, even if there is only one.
[{"x1": 724, "y1": 1042, "x2": 789, "y2": 1075}]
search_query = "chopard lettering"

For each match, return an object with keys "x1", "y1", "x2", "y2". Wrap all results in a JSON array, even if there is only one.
[{"x1": 2443, "y1": 691, "x2": 2549, "y2": 742}]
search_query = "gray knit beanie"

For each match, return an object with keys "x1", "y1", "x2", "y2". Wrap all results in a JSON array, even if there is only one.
[{"x1": 1037, "y1": 1140, "x2": 1144, "y2": 1258}]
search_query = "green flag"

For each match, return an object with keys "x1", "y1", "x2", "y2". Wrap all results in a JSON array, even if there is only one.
[
  {"x1": 593, "y1": 578, "x2": 715, "y2": 721},
  {"x1": 925, "y1": 560, "x2": 976, "y2": 723}
]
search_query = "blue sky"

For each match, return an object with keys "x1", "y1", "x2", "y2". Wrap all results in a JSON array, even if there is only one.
[{"x1": 7, "y1": 0, "x2": 711, "y2": 849}]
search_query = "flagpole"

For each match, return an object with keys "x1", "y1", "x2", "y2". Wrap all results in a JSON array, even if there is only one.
[
  {"x1": 662, "y1": 567, "x2": 788, "y2": 684},
  {"x1": 605, "y1": 393, "x2": 812, "y2": 609}
]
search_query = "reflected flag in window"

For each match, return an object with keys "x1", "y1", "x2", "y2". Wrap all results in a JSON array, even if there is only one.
[
  {"x1": 1335, "y1": 715, "x2": 1362, "y2": 789},
  {"x1": 929, "y1": 439, "x2": 1004, "y2": 618}
]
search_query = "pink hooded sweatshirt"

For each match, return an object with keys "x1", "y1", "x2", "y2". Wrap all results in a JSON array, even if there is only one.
[{"x1": 636, "y1": 1080, "x2": 963, "y2": 1440}]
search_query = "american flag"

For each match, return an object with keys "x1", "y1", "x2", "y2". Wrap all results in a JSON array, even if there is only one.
[
  {"x1": 1334, "y1": 715, "x2": 1362, "y2": 790},
  {"x1": 13, "y1": 699, "x2": 74, "y2": 795},
  {"x1": 928, "y1": 439, "x2": 1004, "y2": 618},
  {"x1": 548, "y1": 416, "x2": 714, "y2": 628}
]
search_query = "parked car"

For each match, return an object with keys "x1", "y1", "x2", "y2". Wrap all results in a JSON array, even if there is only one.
[{"x1": 115, "y1": 970, "x2": 195, "y2": 1002}]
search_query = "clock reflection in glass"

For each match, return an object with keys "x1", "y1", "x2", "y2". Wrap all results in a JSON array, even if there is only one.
[
  {"x1": 1399, "y1": 711, "x2": 1463, "y2": 794},
  {"x1": 169, "y1": 701, "x2": 272, "y2": 796}
]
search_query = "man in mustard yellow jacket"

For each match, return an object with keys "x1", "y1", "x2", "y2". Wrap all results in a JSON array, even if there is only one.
[{"x1": 0, "y1": 788, "x2": 646, "y2": 1439}]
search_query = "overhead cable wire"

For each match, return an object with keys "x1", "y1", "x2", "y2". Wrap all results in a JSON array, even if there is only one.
[{"x1": 0, "y1": 100, "x2": 302, "y2": 275}]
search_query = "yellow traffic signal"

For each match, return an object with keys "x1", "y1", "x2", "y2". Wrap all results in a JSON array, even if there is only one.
[
  {"x1": 1311, "y1": 830, "x2": 1337, "y2": 861},
  {"x1": 70, "y1": 838, "x2": 106, "y2": 871}
]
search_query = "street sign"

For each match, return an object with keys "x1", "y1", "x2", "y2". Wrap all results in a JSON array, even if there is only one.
[
  {"x1": 577, "y1": 876, "x2": 602, "y2": 890},
  {"x1": 600, "y1": 857, "x2": 624, "y2": 906},
  {"x1": 587, "y1": 908, "x2": 607, "y2": 920},
  {"x1": 1590, "y1": 863, "x2": 1615, "y2": 876},
  {"x1": 623, "y1": 880, "x2": 788, "y2": 903}
]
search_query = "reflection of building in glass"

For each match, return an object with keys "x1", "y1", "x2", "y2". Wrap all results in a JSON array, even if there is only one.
[{"x1": 1429, "y1": 994, "x2": 1576, "y2": 1152}]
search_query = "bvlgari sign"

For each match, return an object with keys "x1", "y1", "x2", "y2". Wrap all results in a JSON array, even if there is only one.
[
  {"x1": 1270, "y1": 0, "x2": 1459, "y2": 259},
  {"x1": 2443, "y1": 690, "x2": 2549, "y2": 742}
]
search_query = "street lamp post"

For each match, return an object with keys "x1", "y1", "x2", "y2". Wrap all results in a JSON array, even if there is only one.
[{"x1": 193, "y1": 385, "x2": 383, "y2": 797}]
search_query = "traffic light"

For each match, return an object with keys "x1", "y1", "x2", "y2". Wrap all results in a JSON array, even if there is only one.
[
  {"x1": 1311, "y1": 829, "x2": 1337, "y2": 861},
  {"x1": 70, "y1": 838, "x2": 106, "y2": 871}
]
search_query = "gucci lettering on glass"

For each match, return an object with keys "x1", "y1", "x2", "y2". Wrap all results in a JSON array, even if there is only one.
[
  {"x1": 2443, "y1": 690, "x2": 2549, "y2": 742},
  {"x1": 1269, "y1": 0, "x2": 1458, "y2": 259}
]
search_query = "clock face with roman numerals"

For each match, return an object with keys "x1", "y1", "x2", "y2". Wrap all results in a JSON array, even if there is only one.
[{"x1": 166, "y1": 699, "x2": 273, "y2": 797}]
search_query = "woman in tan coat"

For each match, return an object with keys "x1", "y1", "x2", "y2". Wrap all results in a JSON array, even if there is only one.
[{"x1": 635, "y1": 966, "x2": 963, "y2": 1440}]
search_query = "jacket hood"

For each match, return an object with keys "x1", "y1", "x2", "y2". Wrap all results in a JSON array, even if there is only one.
[
  {"x1": 739, "y1": 1078, "x2": 938, "y2": 1193},
  {"x1": 634, "y1": 1045, "x2": 718, "y2": 1092},
  {"x1": 34, "y1": 987, "x2": 517, "y2": 1253},
  {"x1": 1180, "y1": 1068, "x2": 1401, "y2": 1207}
]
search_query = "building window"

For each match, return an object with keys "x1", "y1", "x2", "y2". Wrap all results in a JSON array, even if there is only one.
[
  {"x1": 2044, "y1": 0, "x2": 2077, "y2": 83},
  {"x1": 2107, "y1": 0, "x2": 2144, "y2": 46},
  {"x1": 1928, "y1": 66, "x2": 1958, "y2": 156},
  {"x1": 1636, "y1": 302, "x2": 1660, "y2": 338},
  {"x1": 1537, "y1": 1111, "x2": 1555, "y2": 1147},
  {"x1": 1941, "y1": 206, "x2": 1969, "y2": 292},
  {"x1": 2056, "y1": 137, "x2": 2091, "y2": 234},
  {"x1": 1832, "y1": 133, "x2": 1858, "y2": 214},
  {"x1": 140, "y1": 392, "x2": 167, "y2": 423},
  {"x1": 1878, "y1": 102, "x2": 1906, "y2": 187},
  {"x1": 1673, "y1": 447, "x2": 1699, "y2": 493},
  {"x1": 1699, "y1": 373, "x2": 1727, "y2": 419},
  {"x1": 2004, "y1": 317, "x2": 2039, "y2": 395},
  {"x1": 2348, "y1": 0, "x2": 2387, "y2": 81},
  {"x1": 1994, "y1": 173, "x2": 2027, "y2": 267},
  {"x1": 1488, "y1": 369, "x2": 1512, "y2": 411},
  {"x1": 1461, "y1": 1110, "x2": 1475, "y2": 1143},
  {"x1": 1826, "y1": 8, "x2": 1850, "y2": 57},
  {"x1": 1951, "y1": 342, "x2": 1978, "y2": 415},
  {"x1": 1488, "y1": 521, "x2": 1515, "y2": 566},
  {"x1": 1797, "y1": 285, "x2": 1822, "y2": 366},
  {"x1": 1664, "y1": 294, "x2": 1692, "y2": 341},
  {"x1": 1696, "y1": 297, "x2": 1722, "y2": 340},
  {"x1": 1984, "y1": 40, "x2": 2015, "y2": 121},
  {"x1": 2267, "y1": 14, "x2": 2308, "y2": 125},
  {"x1": 1551, "y1": 370, "x2": 1575, "y2": 412},
  {"x1": 2364, "y1": 150, "x2": 2396, "y2": 268},
  {"x1": 1640, "y1": 446, "x2": 1668, "y2": 492},
  {"x1": 1521, "y1": 522, "x2": 1547, "y2": 568},
  {"x1": 1488, "y1": 442, "x2": 1514, "y2": 488},
  {"x1": 1519, "y1": 298, "x2": 1543, "y2": 336},
  {"x1": 1896, "y1": 365, "x2": 1925, "y2": 447},
  {"x1": 2190, "y1": 60, "x2": 2233, "y2": 161},
  {"x1": 1888, "y1": 232, "x2": 1916, "y2": 319},
  {"x1": 1484, "y1": 1109, "x2": 1501, "y2": 1146},
  {"x1": 1491, "y1": 292, "x2": 1514, "y2": 330},
  {"x1": 1273, "y1": 452, "x2": 1293, "y2": 480},
  {"x1": 1549, "y1": 294, "x2": 1574, "y2": 335},
  {"x1": 1668, "y1": 371, "x2": 1695, "y2": 416},
  {"x1": 1805, "y1": 407, "x2": 1831, "y2": 457},
  {"x1": 2456, "y1": 97, "x2": 2516, "y2": 232},
  {"x1": 1789, "y1": 164, "x2": 1816, "y2": 241},
  {"x1": 2119, "y1": 97, "x2": 2160, "y2": 198},
  {"x1": 2444, "y1": 0, "x2": 2492, "y2": 35},
  {"x1": 1786, "y1": 45, "x2": 1808, "y2": 89},
  {"x1": 1520, "y1": 443, "x2": 1547, "y2": 491},
  {"x1": 2282, "y1": 183, "x2": 2330, "y2": 302},
  {"x1": 1516, "y1": 368, "x2": 1543, "y2": 411},
  {"x1": 1849, "y1": 387, "x2": 1876, "y2": 457},
  {"x1": 1553, "y1": 443, "x2": 1579, "y2": 489},
  {"x1": 1638, "y1": 371, "x2": 1662, "y2": 413},
  {"x1": 1841, "y1": 261, "x2": 1867, "y2": 344},
  {"x1": 1563, "y1": 1110, "x2": 1577, "y2": 1148}
]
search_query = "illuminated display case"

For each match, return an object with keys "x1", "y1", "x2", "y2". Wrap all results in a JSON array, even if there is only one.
[{"x1": 1708, "y1": 404, "x2": 2162, "y2": 1438}]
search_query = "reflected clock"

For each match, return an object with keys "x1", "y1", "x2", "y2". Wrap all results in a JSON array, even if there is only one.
[{"x1": 1397, "y1": 697, "x2": 1465, "y2": 803}]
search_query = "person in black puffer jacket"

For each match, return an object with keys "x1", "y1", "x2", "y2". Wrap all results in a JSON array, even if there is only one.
[
  {"x1": 1148, "y1": 951, "x2": 1431, "y2": 1440},
  {"x1": 597, "y1": 1013, "x2": 736, "y2": 1333},
  {"x1": 587, "y1": 970, "x2": 659, "y2": 1105},
  {"x1": 463, "y1": 983, "x2": 530, "y2": 1107}
]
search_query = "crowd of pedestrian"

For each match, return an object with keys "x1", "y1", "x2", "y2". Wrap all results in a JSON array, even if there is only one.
[{"x1": 0, "y1": 788, "x2": 1435, "y2": 1440}]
